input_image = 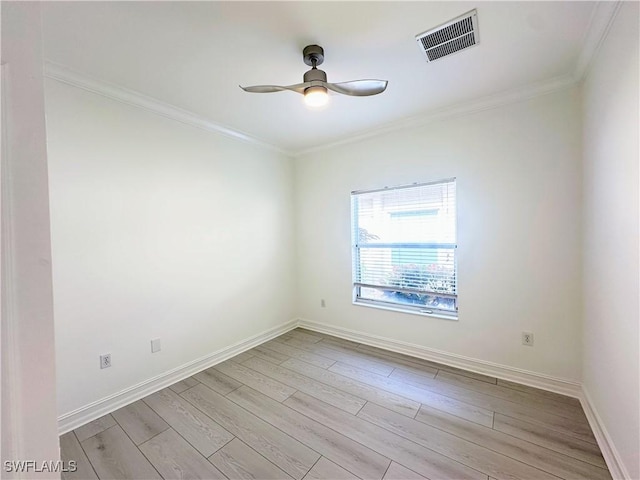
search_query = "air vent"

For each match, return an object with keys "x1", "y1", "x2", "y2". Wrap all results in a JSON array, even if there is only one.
[{"x1": 416, "y1": 10, "x2": 479, "y2": 62}]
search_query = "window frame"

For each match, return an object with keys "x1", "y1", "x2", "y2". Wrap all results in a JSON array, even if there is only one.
[{"x1": 351, "y1": 179, "x2": 458, "y2": 320}]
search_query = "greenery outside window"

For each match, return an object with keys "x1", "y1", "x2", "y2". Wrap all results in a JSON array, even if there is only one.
[{"x1": 351, "y1": 179, "x2": 457, "y2": 318}]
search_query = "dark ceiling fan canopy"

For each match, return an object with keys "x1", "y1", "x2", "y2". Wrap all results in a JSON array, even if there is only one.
[{"x1": 302, "y1": 44, "x2": 325, "y2": 67}]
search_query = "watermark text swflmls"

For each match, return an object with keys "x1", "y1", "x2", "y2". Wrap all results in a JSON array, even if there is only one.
[{"x1": 4, "y1": 460, "x2": 78, "y2": 473}]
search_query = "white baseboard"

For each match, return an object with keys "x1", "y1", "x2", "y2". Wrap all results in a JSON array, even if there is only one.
[
  {"x1": 57, "y1": 319, "x2": 298, "y2": 434},
  {"x1": 301, "y1": 319, "x2": 634, "y2": 478},
  {"x1": 297, "y1": 318, "x2": 582, "y2": 398},
  {"x1": 60, "y1": 317, "x2": 631, "y2": 479},
  {"x1": 580, "y1": 387, "x2": 631, "y2": 480}
]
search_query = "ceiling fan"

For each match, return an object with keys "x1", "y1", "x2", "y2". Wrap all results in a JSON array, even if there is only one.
[{"x1": 239, "y1": 45, "x2": 388, "y2": 108}]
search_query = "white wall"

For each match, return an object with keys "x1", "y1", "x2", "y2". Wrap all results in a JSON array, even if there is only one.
[
  {"x1": 582, "y1": 3, "x2": 639, "y2": 478},
  {"x1": 44, "y1": 80, "x2": 296, "y2": 417},
  {"x1": 295, "y1": 88, "x2": 584, "y2": 382},
  {"x1": 1, "y1": 2, "x2": 60, "y2": 477}
]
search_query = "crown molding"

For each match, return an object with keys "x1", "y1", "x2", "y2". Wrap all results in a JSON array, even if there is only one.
[
  {"x1": 43, "y1": 2, "x2": 621, "y2": 159},
  {"x1": 294, "y1": 73, "x2": 577, "y2": 157},
  {"x1": 291, "y1": 1, "x2": 622, "y2": 157},
  {"x1": 43, "y1": 62, "x2": 292, "y2": 157},
  {"x1": 574, "y1": 1, "x2": 623, "y2": 82},
  {"x1": 45, "y1": 58, "x2": 575, "y2": 159}
]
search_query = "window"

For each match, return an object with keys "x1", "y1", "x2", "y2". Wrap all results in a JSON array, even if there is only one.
[{"x1": 351, "y1": 179, "x2": 457, "y2": 318}]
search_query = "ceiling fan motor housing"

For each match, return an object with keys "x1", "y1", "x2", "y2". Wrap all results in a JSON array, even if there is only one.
[{"x1": 303, "y1": 68, "x2": 327, "y2": 83}]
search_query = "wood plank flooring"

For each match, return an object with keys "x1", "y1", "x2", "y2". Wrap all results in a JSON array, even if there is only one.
[{"x1": 60, "y1": 328, "x2": 611, "y2": 480}]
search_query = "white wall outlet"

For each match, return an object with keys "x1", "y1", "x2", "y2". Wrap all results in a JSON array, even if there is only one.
[
  {"x1": 320, "y1": 299, "x2": 326, "y2": 308},
  {"x1": 100, "y1": 354, "x2": 111, "y2": 369},
  {"x1": 151, "y1": 338, "x2": 161, "y2": 353},
  {"x1": 522, "y1": 332, "x2": 534, "y2": 346}
]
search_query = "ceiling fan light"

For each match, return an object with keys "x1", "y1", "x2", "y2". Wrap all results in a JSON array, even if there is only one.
[{"x1": 304, "y1": 86, "x2": 328, "y2": 107}]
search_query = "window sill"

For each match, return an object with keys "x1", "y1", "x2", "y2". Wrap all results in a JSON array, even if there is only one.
[{"x1": 353, "y1": 299, "x2": 458, "y2": 321}]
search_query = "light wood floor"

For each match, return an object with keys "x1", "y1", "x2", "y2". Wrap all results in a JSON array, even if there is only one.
[{"x1": 60, "y1": 328, "x2": 611, "y2": 480}]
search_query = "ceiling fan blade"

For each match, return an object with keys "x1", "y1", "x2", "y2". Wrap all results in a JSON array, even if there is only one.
[
  {"x1": 325, "y1": 80, "x2": 388, "y2": 96},
  {"x1": 239, "y1": 83, "x2": 309, "y2": 94}
]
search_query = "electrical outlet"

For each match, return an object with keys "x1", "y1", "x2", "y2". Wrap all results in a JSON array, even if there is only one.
[
  {"x1": 522, "y1": 332, "x2": 534, "y2": 346},
  {"x1": 320, "y1": 299, "x2": 326, "y2": 308},
  {"x1": 151, "y1": 338, "x2": 161, "y2": 353},
  {"x1": 100, "y1": 354, "x2": 112, "y2": 369}
]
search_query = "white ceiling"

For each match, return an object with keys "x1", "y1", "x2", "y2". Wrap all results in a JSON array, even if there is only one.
[{"x1": 41, "y1": 1, "x2": 596, "y2": 153}]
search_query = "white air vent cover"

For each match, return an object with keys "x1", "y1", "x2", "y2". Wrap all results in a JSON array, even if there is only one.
[{"x1": 416, "y1": 10, "x2": 479, "y2": 62}]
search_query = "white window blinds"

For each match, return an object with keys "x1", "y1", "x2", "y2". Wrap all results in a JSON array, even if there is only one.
[{"x1": 351, "y1": 179, "x2": 457, "y2": 316}]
